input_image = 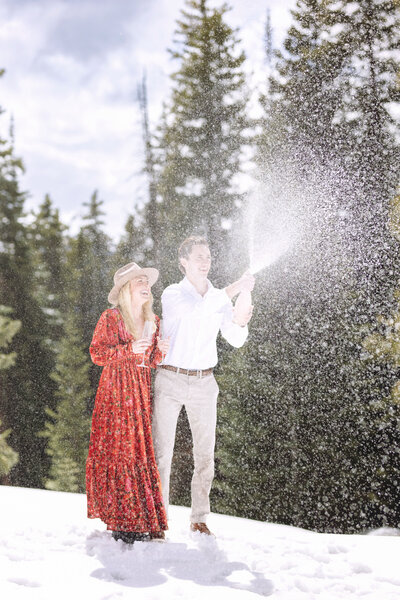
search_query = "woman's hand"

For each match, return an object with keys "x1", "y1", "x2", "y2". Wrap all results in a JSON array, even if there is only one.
[
  {"x1": 157, "y1": 336, "x2": 171, "y2": 355},
  {"x1": 131, "y1": 338, "x2": 151, "y2": 354}
]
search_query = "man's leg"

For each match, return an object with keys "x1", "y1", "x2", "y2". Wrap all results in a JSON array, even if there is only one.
[
  {"x1": 185, "y1": 374, "x2": 219, "y2": 524},
  {"x1": 152, "y1": 369, "x2": 184, "y2": 516}
]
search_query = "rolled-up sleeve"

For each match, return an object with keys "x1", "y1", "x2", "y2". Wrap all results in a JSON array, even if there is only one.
[{"x1": 220, "y1": 303, "x2": 248, "y2": 348}]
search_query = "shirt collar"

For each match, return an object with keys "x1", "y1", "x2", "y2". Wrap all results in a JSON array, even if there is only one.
[{"x1": 181, "y1": 276, "x2": 213, "y2": 297}]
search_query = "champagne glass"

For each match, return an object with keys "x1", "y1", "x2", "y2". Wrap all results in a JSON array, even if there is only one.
[{"x1": 138, "y1": 320, "x2": 153, "y2": 368}]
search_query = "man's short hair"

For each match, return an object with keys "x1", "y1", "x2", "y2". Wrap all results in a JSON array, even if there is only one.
[{"x1": 178, "y1": 236, "x2": 209, "y2": 274}]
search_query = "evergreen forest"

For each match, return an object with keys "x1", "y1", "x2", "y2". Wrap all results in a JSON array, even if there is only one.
[{"x1": 0, "y1": 0, "x2": 399, "y2": 533}]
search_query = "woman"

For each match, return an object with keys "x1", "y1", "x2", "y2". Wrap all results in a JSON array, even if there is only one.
[{"x1": 86, "y1": 262, "x2": 169, "y2": 543}]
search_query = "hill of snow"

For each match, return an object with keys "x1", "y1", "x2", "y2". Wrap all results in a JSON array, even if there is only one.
[{"x1": 0, "y1": 485, "x2": 399, "y2": 599}]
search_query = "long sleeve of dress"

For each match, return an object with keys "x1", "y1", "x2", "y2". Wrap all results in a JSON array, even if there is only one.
[
  {"x1": 90, "y1": 310, "x2": 136, "y2": 366},
  {"x1": 149, "y1": 317, "x2": 163, "y2": 369}
]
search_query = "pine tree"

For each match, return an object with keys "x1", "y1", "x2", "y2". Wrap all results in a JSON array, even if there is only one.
[
  {"x1": 156, "y1": 0, "x2": 252, "y2": 286},
  {"x1": 42, "y1": 315, "x2": 91, "y2": 493},
  {"x1": 0, "y1": 306, "x2": 20, "y2": 479},
  {"x1": 215, "y1": 0, "x2": 400, "y2": 532},
  {"x1": 362, "y1": 293, "x2": 400, "y2": 528},
  {"x1": 262, "y1": 0, "x2": 350, "y2": 165},
  {"x1": 137, "y1": 76, "x2": 159, "y2": 262},
  {"x1": 214, "y1": 343, "x2": 283, "y2": 521},
  {"x1": 335, "y1": 0, "x2": 400, "y2": 314},
  {"x1": 28, "y1": 194, "x2": 68, "y2": 347},
  {"x1": 362, "y1": 190, "x2": 400, "y2": 527},
  {"x1": 67, "y1": 191, "x2": 112, "y2": 404},
  {"x1": 215, "y1": 266, "x2": 375, "y2": 532},
  {"x1": 336, "y1": 0, "x2": 400, "y2": 207},
  {"x1": 113, "y1": 213, "x2": 147, "y2": 267},
  {"x1": 264, "y1": 8, "x2": 273, "y2": 66},
  {"x1": 0, "y1": 75, "x2": 55, "y2": 486},
  {"x1": 0, "y1": 306, "x2": 21, "y2": 371},
  {"x1": 0, "y1": 421, "x2": 18, "y2": 479},
  {"x1": 68, "y1": 191, "x2": 112, "y2": 346}
]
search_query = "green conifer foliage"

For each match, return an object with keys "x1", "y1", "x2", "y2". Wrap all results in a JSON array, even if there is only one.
[
  {"x1": 265, "y1": 0, "x2": 349, "y2": 161},
  {"x1": 67, "y1": 192, "x2": 112, "y2": 404},
  {"x1": 156, "y1": 0, "x2": 251, "y2": 286},
  {"x1": 0, "y1": 306, "x2": 20, "y2": 479},
  {"x1": 0, "y1": 306, "x2": 21, "y2": 371},
  {"x1": 216, "y1": 272, "x2": 374, "y2": 532},
  {"x1": 28, "y1": 194, "x2": 68, "y2": 347},
  {"x1": 335, "y1": 0, "x2": 400, "y2": 309},
  {"x1": 336, "y1": 0, "x2": 400, "y2": 196},
  {"x1": 42, "y1": 315, "x2": 91, "y2": 493},
  {"x1": 0, "y1": 422, "x2": 18, "y2": 479},
  {"x1": 68, "y1": 192, "x2": 111, "y2": 346},
  {"x1": 112, "y1": 214, "x2": 147, "y2": 269},
  {"x1": 0, "y1": 76, "x2": 55, "y2": 486},
  {"x1": 137, "y1": 76, "x2": 160, "y2": 266},
  {"x1": 216, "y1": 0, "x2": 400, "y2": 532},
  {"x1": 362, "y1": 190, "x2": 400, "y2": 527}
]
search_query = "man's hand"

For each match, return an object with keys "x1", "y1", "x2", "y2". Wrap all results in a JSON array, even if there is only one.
[
  {"x1": 238, "y1": 271, "x2": 255, "y2": 293},
  {"x1": 225, "y1": 270, "x2": 255, "y2": 299}
]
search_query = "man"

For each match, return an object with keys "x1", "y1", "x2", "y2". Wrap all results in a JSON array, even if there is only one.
[{"x1": 152, "y1": 236, "x2": 254, "y2": 536}]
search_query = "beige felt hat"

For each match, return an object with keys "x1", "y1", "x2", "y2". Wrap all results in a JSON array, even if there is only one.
[{"x1": 108, "y1": 262, "x2": 159, "y2": 305}]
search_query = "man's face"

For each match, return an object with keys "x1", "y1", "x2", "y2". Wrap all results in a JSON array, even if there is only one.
[{"x1": 181, "y1": 244, "x2": 211, "y2": 281}]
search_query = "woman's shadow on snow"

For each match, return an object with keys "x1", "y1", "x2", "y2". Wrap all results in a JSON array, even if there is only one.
[{"x1": 86, "y1": 530, "x2": 273, "y2": 596}]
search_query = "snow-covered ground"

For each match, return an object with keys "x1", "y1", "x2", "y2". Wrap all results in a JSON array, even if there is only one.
[{"x1": 1, "y1": 486, "x2": 400, "y2": 600}]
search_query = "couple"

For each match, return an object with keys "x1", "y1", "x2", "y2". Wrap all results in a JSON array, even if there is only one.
[{"x1": 86, "y1": 236, "x2": 254, "y2": 543}]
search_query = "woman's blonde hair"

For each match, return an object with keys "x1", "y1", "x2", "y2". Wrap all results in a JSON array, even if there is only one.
[{"x1": 117, "y1": 279, "x2": 156, "y2": 338}]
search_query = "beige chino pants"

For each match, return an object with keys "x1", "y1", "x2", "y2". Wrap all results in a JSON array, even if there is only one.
[{"x1": 152, "y1": 368, "x2": 219, "y2": 524}]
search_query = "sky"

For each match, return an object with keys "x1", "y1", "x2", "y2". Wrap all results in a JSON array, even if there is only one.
[{"x1": 0, "y1": 0, "x2": 296, "y2": 241}]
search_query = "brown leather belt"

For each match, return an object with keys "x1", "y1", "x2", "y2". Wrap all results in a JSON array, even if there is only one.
[{"x1": 160, "y1": 364, "x2": 213, "y2": 377}]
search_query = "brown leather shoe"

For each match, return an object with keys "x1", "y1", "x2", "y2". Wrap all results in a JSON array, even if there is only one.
[{"x1": 190, "y1": 522, "x2": 214, "y2": 536}]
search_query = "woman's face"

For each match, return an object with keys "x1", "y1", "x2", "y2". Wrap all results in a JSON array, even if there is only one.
[{"x1": 129, "y1": 275, "x2": 151, "y2": 307}]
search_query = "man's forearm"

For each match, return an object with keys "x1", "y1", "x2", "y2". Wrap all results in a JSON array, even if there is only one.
[
  {"x1": 225, "y1": 271, "x2": 255, "y2": 300},
  {"x1": 224, "y1": 280, "x2": 242, "y2": 299}
]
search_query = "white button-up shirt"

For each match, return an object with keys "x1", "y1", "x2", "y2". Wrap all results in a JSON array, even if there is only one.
[{"x1": 161, "y1": 276, "x2": 248, "y2": 370}]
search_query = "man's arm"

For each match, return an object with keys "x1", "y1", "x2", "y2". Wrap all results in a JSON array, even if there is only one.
[
  {"x1": 162, "y1": 271, "x2": 255, "y2": 323},
  {"x1": 224, "y1": 271, "x2": 255, "y2": 300},
  {"x1": 220, "y1": 303, "x2": 249, "y2": 348},
  {"x1": 220, "y1": 271, "x2": 254, "y2": 346}
]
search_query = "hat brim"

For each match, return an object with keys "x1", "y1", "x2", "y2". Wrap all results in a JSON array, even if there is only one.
[{"x1": 108, "y1": 267, "x2": 159, "y2": 305}]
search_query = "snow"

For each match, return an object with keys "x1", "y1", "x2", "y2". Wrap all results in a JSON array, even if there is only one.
[{"x1": 1, "y1": 486, "x2": 400, "y2": 600}]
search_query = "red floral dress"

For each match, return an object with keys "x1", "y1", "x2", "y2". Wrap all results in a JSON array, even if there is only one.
[{"x1": 86, "y1": 308, "x2": 168, "y2": 533}]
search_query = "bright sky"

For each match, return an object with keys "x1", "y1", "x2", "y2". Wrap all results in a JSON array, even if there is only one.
[{"x1": 0, "y1": 0, "x2": 296, "y2": 240}]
